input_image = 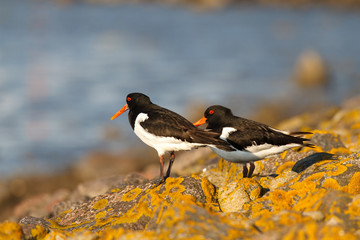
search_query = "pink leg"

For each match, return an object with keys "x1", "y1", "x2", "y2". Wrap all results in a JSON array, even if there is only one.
[
  {"x1": 165, "y1": 151, "x2": 175, "y2": 179},
  {"x1": 248, "y1": 161, "x2": 255, "y2": 178},
  {"x1": 243, "y1": 164, "x2": 248, "y2": 178},
  {"x1": 159, "y1": 155, "x2": 165, "y2": 183}
]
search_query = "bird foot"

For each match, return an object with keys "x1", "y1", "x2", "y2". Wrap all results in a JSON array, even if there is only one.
[{"x1": 154, "y1": 176, "x2": 167, "y2": 187}]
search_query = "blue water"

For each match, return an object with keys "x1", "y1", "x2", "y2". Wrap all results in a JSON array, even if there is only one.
[{"x1": 0, "y1": 1, "x2": 359, "y2": 177}]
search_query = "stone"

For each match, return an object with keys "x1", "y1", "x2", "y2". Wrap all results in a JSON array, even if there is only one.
[{"x1": 1, "y1": 96, "x2": 360, "y2": 239}]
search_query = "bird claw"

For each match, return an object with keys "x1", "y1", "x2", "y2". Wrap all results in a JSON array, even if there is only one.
[{"x1": 154, "y1": 176, "x2": 167, "y2": 187}]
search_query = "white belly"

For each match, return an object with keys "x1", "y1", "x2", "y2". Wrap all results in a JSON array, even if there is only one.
[
  {"x1": 210, "y1": 142, "x2": 301, "y2": 163},
  {"x1": 134, "y1": 113, "x2": 203, "y2": 156}
]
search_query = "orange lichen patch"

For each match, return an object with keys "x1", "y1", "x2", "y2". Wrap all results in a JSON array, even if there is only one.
[
  {"x1": 200, "y1": 177, "x2": 217, "y2": 209},
  {"x1": 121, "y1": 187, "x2": 142, "y2": 202},
  {"x1": 292, "y1": 190, "x2": 327, "y2": 212},
  {"x1": 320, "y1": 225, "x2": 358, "y2": 240},
  {"x1": 30, "y1": 225, "x2": 48, "y2": 239},
  {"x1": 58, "y1": 209, "x2": 72, "y2": 216},
  {"x1": 0, "y1": 221, "x2": 24, "y2": 240},
  {"x1": 111, "y1": 188, "x2": 120, "y2": 193},
  {"x1": 271, "y1": 171, "x2": 300, "y2": 189},
  {"x1": 218, "y1": 177, "x2": 264, "y2": 212},
  {"x1": 309, "y1": 145, "x2": 324, "y2": 153},
  {"x1": 47, "y1": 218, "x2": 91, "y2": 232},
  {"x1": 40, "y1": 230, "x2": 70, "y2": 239},
  {"x1": 217, "y1": 159, "x2": 243, "y2": 181},
  {"x1": 277, "y1": 211, "x2": 310, "y2": 227},
  {"x1": 275, "y1": 161, "x2": 295, "y2": 175},
  {"x1": 280, "y1": 151, "x2": 288, "y2": 159},
  {"x1": 250, "y1": 185, "x2": 261, "y2": 200},
  {"x1": 341, "y1": 172, "x2": 360, "y2": 195},
  {"x1": 282, "y1": 222, "x2": 317, "y2": 240},
  {"x1": 320, "y1": 162, "x2": 348, "y2": 177},
  {"x1": 282, "y1": 226, "x2": 297, "y2": 240},
  {"x1": 254, "y1": 161, "x2": 265, "y2": 175},
  {"x1": 304, "y1": 172, "x2": 326, "y2": 183},
  {"x1": 322, "y1": 178, "x2": 341, "y2": 190},
  {"x1": 105, "y1": 177, "x2": 205, "y2": 230},
  {"x1": 329, "y1": 147, "x2": 352, "y2": 155},
  {"x1": 269, "y1": 190, "x2": 294, "y2": 211},
  {"x1": 345, "y1": 195, "x2": 360, "y2": 221},
  {"x1": 351, "y1": 121, "x2": 360, "y2": 129},
  {"x1": 95, "y1": 211, "x2": 107, "y2": 219},
  {"x1": 291, "y1": 180, "x2": 317, "y2": 193},
  {"x1": 312, "y1": 129, "x2": 337, "y2": 135},
  {"x1": 255, "y1": 211, "x2": 276, "y2": 232},
  {"x1": 223, "y1": 229, "x2": 246, "y2": 240},
  {"x1": 164, "y1": 177, "x2": 185, "y2": 192},
  {"x1": 93, "y1": 199, "x2": 109, "y2": 210}
]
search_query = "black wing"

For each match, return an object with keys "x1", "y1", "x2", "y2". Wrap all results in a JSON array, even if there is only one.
[
  {"x1": 141, "y1": 109, "x2": 196, "y2": 142},
  {"x1": 141, "y1": 109, "x2": 233, "y2": 150},
  {"x1": 225, "y1": 119, "x2": 309, "y2": 150}
]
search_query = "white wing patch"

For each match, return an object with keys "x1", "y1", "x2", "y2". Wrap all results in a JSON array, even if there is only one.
[
  {"x1": 220, "y1": 127, "x2": 237, "y2": 140},
  {"x1": 269, "y1": 127, "x2": 289, "y2": 135}
]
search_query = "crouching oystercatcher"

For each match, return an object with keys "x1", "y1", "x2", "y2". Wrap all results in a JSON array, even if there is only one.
[
  {"x1": 111, "y1": 93, "x2": 232, "y2": 184},
  {"x1": 193, "y1": 105, "x2": 314, "y2": 177}
]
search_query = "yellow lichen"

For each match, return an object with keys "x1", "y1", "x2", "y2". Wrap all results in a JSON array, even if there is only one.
[
  {"x1": 293, "y1": 190, "x2": 326, "y2": 212},
  {"x1": 329, "y1": 147, "x2": 352, "y2": 155},
  {"x1": 121, "y1": 188, "x2": 142, "y2": 202},
  {"x1": 291, "y1": 180, "x2": 317, "y2": 193},
  {"x1": 30, "y1": 225, "x2": 48, "y2": 239},
  {"x1": 250, "y1": 186, "x2": 261, "y2": 201},
  {"x1": 200, "y1": 177, "x2": 218, "y2": 212},
  {"x1": 282, "y1": 226, "x2": 297, "y2": 240},
  {"x1": 322, "y1": 163, "x2": 348, "y2": 176},
  {"x1": 95, "y1": 211, "x2": 107, "y2": 219},
  {"x1": 320, "y1": 225, "x2": 358, "y2": 240},
  {"x1": 111, "y1": 188, "x2": 120, "y2": 193},
  {"x1": 280, "y1": 151, "x2": 288, "y2": 159},
  {"x1": 269, "y1": 190, "x2": 294, "y2": 211},
  {"x1": 93, "y1": 199, "x2": 109, "y2": 210},
  {"x1": 341, "y1": 172, "x2": 360, "y2": 195},
  {"x1": 0, "y1": 221, "x2": 24, "y2": 240},
  {"x1": 345, "y1": 195, "x2": 360, "y2": 221},
  {"x1": 322, "y1": 178, "x2": 341, "y2": 190},
  {"x1": 275, "y1": 161, "x2": 295, "y2": 175}
]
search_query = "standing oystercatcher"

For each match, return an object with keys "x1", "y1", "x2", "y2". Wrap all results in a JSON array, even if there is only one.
[
  {"x1": 111, "y1": 93, "x2": 232, "y2": 184},
  {"x1": 193, "y1": 105, "x2": 313, "y2": 177}
]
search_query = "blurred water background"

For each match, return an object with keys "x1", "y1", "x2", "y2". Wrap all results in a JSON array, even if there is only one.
[{"x1": 1, "y1": 0, "x2": 360, "y2": 178}]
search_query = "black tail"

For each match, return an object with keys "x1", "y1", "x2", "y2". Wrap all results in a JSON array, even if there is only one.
[
  {"x1": 289, "y1": 131, "x2": 313, "y2": 137},
  {"x1": 288, "y1": 131, "x2": 315, "y2": 148}
]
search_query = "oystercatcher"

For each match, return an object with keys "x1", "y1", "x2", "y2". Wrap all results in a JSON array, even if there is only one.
[
  {"x1": 111, "y1": 93, "x2": 232, "y2": 184},
  {"x1": 193, "y1": 105, "x2": 313, "y2": 177}
]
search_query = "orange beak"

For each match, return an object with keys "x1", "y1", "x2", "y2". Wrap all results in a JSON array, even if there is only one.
[
  {"x1": 110, "y1": 104, "x2": 129, "y2": 120},
  {"x1": 193, "y1": 116, "x2": 207, "y2": 126}
]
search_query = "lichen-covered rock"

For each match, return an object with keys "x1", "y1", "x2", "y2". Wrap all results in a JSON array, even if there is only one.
[
  {"x1": 0, "y1": 221, "x2": 24, "y2": 240},
  {"x1": 1, "y1": 96, "x2": 360, "y2": 239}
]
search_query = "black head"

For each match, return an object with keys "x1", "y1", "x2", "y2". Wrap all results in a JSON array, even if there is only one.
[
  {"x1": 203, "y1": 105, "x2": 234, "y2": 127},
  {"x1": 111, "y1": 92, "x2": 152, "y2": 121},
  {"x1": 126, "y1": 92, "x2": 152, "y2": 110}
]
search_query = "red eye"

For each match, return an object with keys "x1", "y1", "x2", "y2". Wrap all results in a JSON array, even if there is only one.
[
  {"x1": 209, "y1": 110, "x2": 214, "y2": 115},
  {"x1": 127, "y1": 97, "x2": 131, "y2": 101}
]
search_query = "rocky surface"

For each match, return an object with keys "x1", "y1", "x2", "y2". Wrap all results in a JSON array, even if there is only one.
[{"x1": 1, "y1": 95, "x2": 360, "y2": 239}]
